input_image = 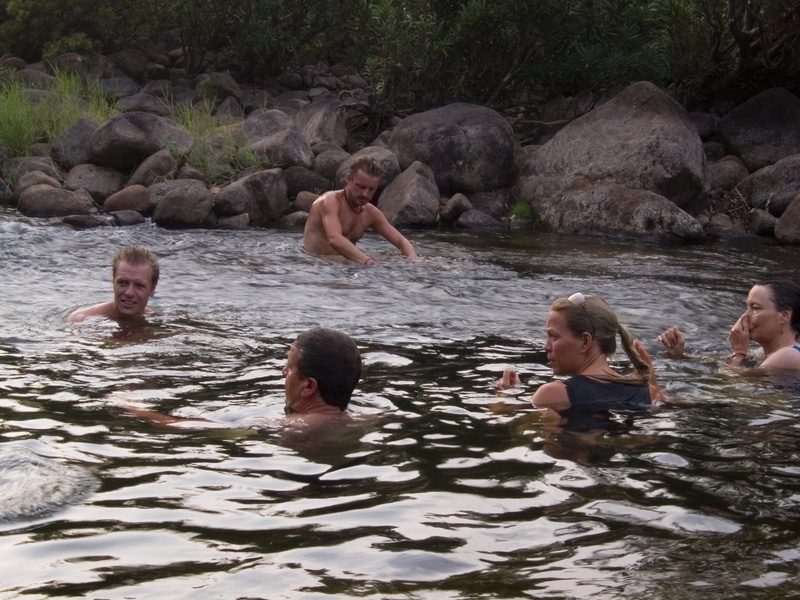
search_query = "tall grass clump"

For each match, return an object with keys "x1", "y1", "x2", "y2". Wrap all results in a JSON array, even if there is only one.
[
  {"x1": 0, "y1": 83, "x2": 38, "y2": 156},
  {"x1": 0, "y1": 70, "x2": 115, "y2": 158},
  {"x1": 174, "y1": 100, "x2": 276, "y2": 185}
]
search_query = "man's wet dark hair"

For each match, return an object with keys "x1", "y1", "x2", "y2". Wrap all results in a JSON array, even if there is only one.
[{"x1": 293, "y1": 328, "x2": 362, "y2": 410}]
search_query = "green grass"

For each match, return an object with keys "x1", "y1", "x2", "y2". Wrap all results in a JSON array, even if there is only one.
[
  {"x1": 174, "y1": 100, "x2": 275, "y2": 186},
  {"x1": 0, "y1": 70, "x2": 115, "y2": 158}
]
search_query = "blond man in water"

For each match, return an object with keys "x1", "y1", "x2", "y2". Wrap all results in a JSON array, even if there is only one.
[
  {"x1": 303, "y1": 156, "x2": 418, "y2": 265},
  {"x1": 67, "y1": 246, "x2": 159, "y2": 322}
]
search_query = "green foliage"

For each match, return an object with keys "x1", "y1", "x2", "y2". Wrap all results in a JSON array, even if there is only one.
[
  {"x1": 42, "y1": 33, "x2": 99, "y2": 63},
  {"x1": 174, "y1": 101, "x2": 275, "y2": 186},
  {"x1": 0, "y1": 84, "x2": 37, "y2": 156},
  {"x1": 0, "y1": 71, "x2": 114, "y2": 157},
  {"x1": 0, "y1": 0, "x2": 168, "y2": 59},
  {"x1": 509, "y1": 199, "x2": 532, "y2": 220},
  {"x1": 0, "y1": 0, "x2": 797, "y2": 121}
]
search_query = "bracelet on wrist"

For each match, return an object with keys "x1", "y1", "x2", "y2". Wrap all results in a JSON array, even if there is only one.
[{"x1": 731, "y1": 351, "x2": 746, "y2": 360}]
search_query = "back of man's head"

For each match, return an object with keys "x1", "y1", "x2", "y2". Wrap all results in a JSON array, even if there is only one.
[{"x1": 294, "y1": 328, "x2": 362, "y2": 411}]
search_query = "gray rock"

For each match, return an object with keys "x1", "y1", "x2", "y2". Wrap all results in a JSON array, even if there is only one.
[
  {"x1": 388, "y1": 102, "x2": 517, "y2": 195},
  {"x1": 749, "y1": 208, "x2": 777, "y2": 237},
  {"x1": 64, "y1": 164, "x2": 125, "y2": 203},
  {"x1": 245, "y1": 126, "x2": 314, "y2": 169},
  {"x1": 18, "y1": 184, "x2": 96, "y2": 217},
  {"x1": 89, "y1": 111, "x2": 193, "y2": 172},
  {"x1": 62, "y1": 214, "x2": 114, "y2": 228},
  {"x1": 217, "y1": 213, "x2": 251, "y2": 230},
  {"x1": 467, "y1": 190, "x2": 511, "y2": 220},
  {"x1": 737, "y1": 154, "x2": 800, "y2": 216},
  {"x1": 128, "y1": 149, "x2": 178, "y2": 187},
  {"x1": 51, "y1": 118, "x2": 99, "y2": 170},
  {"x1": 99, "y1": 76, "x2": 140, "y2": 100},
  {"x1": 718, "y1": 88, "x2": 800, "y2": 171},
  {"x1": 294, "y1": 191, "x2": 319, "y2": 212},
  {"x1": 14, "y1": 171, "x2": 61, "y2": 201},
  {"x1": 104, "y1": 185, "x2": 152, "y2": 214},
  {"x1": 152, "y1": 186, "x2": 216, "y2": 229},
  {"x1": 526, "y1": 81, "x2": 705, "y2": 210},
  {"x1": 213, "y1": 169, "x2": 287, "y2": 225},
  {"x1": 115, "y1": 93, "x2": 172, "y2": 116},
  {"x1": 284, "y1": 165, "x2": 331, "y2": 199},
  {"x1": 455, "y1": 209, "x2": 504, "y2": 230},
  {"x1": 4, "y1": 156, "x2": 62, "y2": 182},
  {"x1": 706, "y1": 156, "x2": 749, "y2": 193},
  {"x1": 440, "y1": 193, "x2": 472, "y2": 223},
  {"x1": 110, "y1": 209, "x2": 147, "y2": 226},
  {"x1": 514, "y1": 176, "x2": 705, "y2": 242},
  {"x1": 378, "y1": 161, "x2": 439, "y2": 227},
  {"x1": 278, "y1": 211, "x2": 308, "y2": 228},
  {"x1": 689, "y1": 111, "x2": 718, "y2": 139},
  {"x1": 775, "y1": 193, "x2": 800, "y2": 245},
  {"x1": 294, "y1": 98, "x2": 348, "y2": 148}
]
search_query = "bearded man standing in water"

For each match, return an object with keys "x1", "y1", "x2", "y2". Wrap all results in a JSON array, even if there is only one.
[
  {"x1": 303, "y1": 156, "x2": 418, "y2": 265},
  {"x1": 66, "y1": 246, "x2": 159, "y2": 323}
]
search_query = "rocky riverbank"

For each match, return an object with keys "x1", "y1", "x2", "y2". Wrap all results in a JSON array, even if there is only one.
[{"x1": 1, "y1": 41, "x2": 799, "y2": 245}]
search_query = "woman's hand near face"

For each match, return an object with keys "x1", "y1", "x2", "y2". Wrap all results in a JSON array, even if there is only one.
[
  {"x1": 658, "y1": 326, "x2": 685, "y2": 359},
  {"x1": 496, "y1": 368, "x2": 522, "y2": 389},
  {"x1": 728, "y1": 315, "x2": 751, "y2": 354}
]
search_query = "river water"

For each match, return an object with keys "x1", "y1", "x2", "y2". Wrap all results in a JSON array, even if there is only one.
[{"x1": 1, "y1": 207, "x2": 799, "y2": 599}]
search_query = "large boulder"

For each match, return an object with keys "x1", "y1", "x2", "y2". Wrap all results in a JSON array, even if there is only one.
[
  {"x1": 89, "y1": 111, "x2": 193, "y2": 172},
  {"x1": 294, "y1": 97, "x2": 348, "y2": 148},
  {"x1": 717, "y1": 88, "x2": 800, "y2": 172},
  {"x1": 775, "y1": 193, "x2": 800, "y2": 245},
  {"x1": 283, "y1": 166, "x2": 331, "y2": 199},
  {"x1": 63, "y1": 164, "x2": 125, "y2": 203},
  {"x1": 128, "y1": 149, "x2": 178, "y2": 187},
  {"x1": 152, "y1": 185, "x2": 216, "y2": 229},
  {"x1": 525, "y1": 81, "x2": 706, "y2": 210},
  {"x1": 103, "y1": 185, "x2": 152, "y2": 215},
  {"x1": 377, "y1": 161, "x2": 439, "y2": 227},
  {"x1": 3, "y1": 156, "x2": 62, "y2": 181},
  {"x1": 706, "y1": 156, "x2": 749, "y2": 193},
  {"x1": 737, "y1": 154, "x2": 800, "y2": 217},
  {"x1": 388, "y1": 102, "x2": 517, "y2": 195},
  {"x1": 513, "y1": 176, "x2": 705, "y2": 242},
  {"x1": 245, "y1": 127, "x2": 314, "y2": 169},
  {"x1": 240, "y1": 109, "x2": 313, "y2": 169},
  {"x1": 18, "y1": 185, "x2": 96, "y2": 217},
  {"x1": 213, "y1": 169, "x2": 287, "y2": 226},
  {"x1": 51, "y1": 118, "x2": 99, "y2": 169}
]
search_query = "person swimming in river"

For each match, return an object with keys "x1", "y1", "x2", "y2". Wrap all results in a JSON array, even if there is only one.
[
  {"x1": 498, "y1": 292, "x2": 663, "y2": 427},
  {"x1": 659, "y1": 279, "x2": 800, "y2": 373},
  {"x1": 122, "y1": 327, "x2": 363, "y2": 428},
  {"x1": 66, "y1": 246, "x2": 159, "y2": 323}
]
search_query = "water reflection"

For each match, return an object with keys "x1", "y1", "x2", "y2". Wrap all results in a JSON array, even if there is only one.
[{"x1": 1, "y1": 209, "x2": 799, "y2": 598}]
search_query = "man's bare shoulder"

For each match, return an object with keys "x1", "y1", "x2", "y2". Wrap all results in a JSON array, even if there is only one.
[{"x1": 66, "y1": 301, "x2": 116, "y2": 323}]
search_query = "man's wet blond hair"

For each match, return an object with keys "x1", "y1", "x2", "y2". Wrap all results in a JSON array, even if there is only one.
[
  {"x1": 348, "y1": 155, "x2": 383, "y2": 179},
  {"x1": 112, "y1": 247, "x2": 160, "y2": 287}
]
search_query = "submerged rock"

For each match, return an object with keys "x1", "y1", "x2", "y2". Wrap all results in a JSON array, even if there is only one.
[{"x1": 0, "y1": 446, "x2": 97, "y2": 524}]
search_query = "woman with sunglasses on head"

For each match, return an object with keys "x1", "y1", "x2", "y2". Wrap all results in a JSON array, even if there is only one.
[
  {"x1": 500, "y1": 293, "x2": 664, "y2": 422},
  {"x1": 659, "y1": 279, "x2": 800, "y2": 373}
]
